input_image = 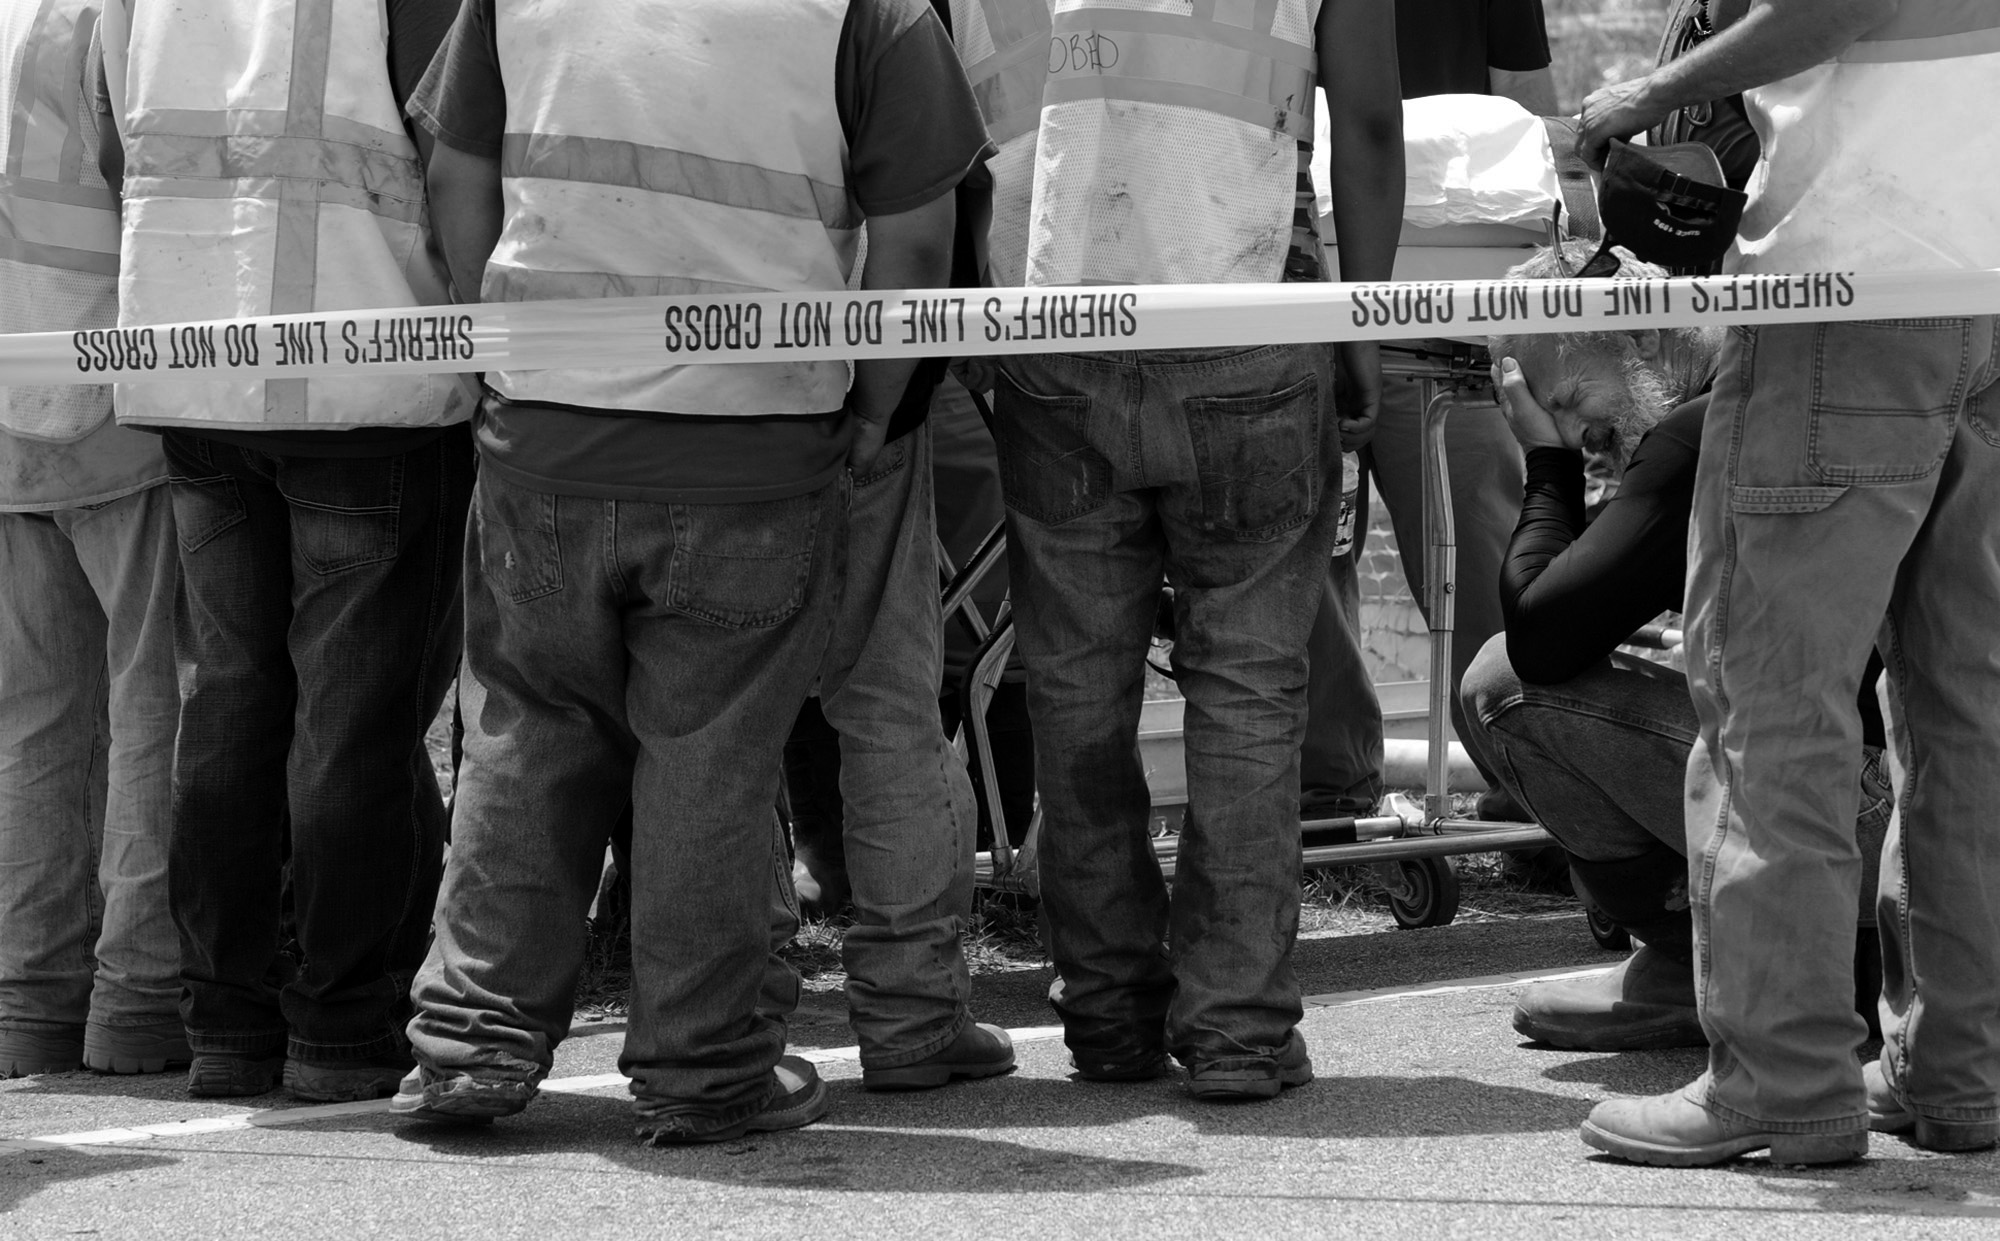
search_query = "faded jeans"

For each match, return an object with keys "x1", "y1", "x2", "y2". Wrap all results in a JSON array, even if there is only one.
[
  {"x1": 995, "y1": 344, "x2": 1340, "y2": 1069},
  {"x1": 1460, "y1": 634, "x2": 1887, "y2": 908},
  {"x1": 164, "y1": 429, "x2": 472, "y2": 1063},
  {"x1": 802, "y1": 422, "x2": 978, "y2": 1068},
  {"x1": 1685, "y1": 318, "x2": 2000, "y2": 1134},
  {"x1": 409, "y1": 468, "x2": 844, "y2": 1129},
  {"x1": 0, "y1": 486, "x2": 180, "y2": 1034}
]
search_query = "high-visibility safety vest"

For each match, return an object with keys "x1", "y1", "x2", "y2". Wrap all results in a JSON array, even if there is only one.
[
  {"x1": 1, "y1": 0, "x2": 120, "y2": 442},
  {"x1": 485, "y1": 0, "x2": 860, "y2": 417},
  {"x1": 951, "y1": 0, "x2": 1051, "y2": 288},
  {"x1": 1737, "y1": 0, "x2": 2000, "y2": 274},
  {"x1": 1, "y1": 0, "x2": 164, "y2": 509},
  {"x1": 1025, "y1": 0, "x2": 1321, "y2": 287},
  {"x1": 102, "y1": 0, "x2": 470, "y2": 430}
]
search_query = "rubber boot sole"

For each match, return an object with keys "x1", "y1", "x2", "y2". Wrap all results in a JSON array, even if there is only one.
[
  {"x1": 390, "y1": 1075, "x2": 537, "y2": 1125},
  {"x1": 283, "y1": 1059, "x2": 411, "y2": 1103},
  {"x1": 0, "y1": 1027, "x2": 85, "y2": 1077},
  {"x1": 863, "y1": 1055, "x2": 1016, "y2": 1092},
  {"x1": 1511, "y1": 1005, "x2": 1706, "y2": 1053},
  {"x1": 636, "y1": 1073, "x2": 831, "y2": 1145},
  {"x1": 1582, "y1": 1119, "x2": 1867, "y2": 1167},
  {"x1": 188, "y1": 1053, "x2": 284, "y2": 1098}
]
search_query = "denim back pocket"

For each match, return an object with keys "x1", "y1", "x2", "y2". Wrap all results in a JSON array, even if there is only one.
[
  {"x1": 991, "y1": 373, "x2": 1110, "y2": 526},
  {"x1": 1183, "y1": 372, "x2": 1321, "y2": 541},
  {"x1": 164, "y1": 438, "x2": 247, "y2": 555},
  {"x1": 475, "y1": 482, "x2": 564, "y2": 604},
  {"x1": 667, "y1": 491, "x2": 821, "y2": 628},
  {"x1": 1807, "y1": 319, "x2": 1969, "y2": 485},
  {"x1": 281, "y1": 455, "x2": 405, "y2": 576}
]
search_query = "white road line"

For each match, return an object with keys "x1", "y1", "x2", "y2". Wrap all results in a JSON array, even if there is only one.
[
  {"x1": 0, "y1": 970, "x2": 1609, "y2": 1158},
  {"x1": 1304, "y1": 963, "x2": 1612, "y2": 1008}
]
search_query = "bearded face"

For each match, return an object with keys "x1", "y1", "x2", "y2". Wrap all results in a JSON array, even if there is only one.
[{"x1": 1504, "y1": 334, "x2": 1686, "y2": 475}]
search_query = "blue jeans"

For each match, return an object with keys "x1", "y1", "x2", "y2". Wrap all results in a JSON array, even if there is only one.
[
  {"x1": 800, "y1": 423, "x2": 978, "y2": 1068},
  {"x1": 163, "y1": 428, "x2": 472, "y2": 1063},
  {"x1": 1685, "y1": 318, "x2": 2000, "y2": 1133},
  {"x1": 994, "y1": 344, "x2": 1340, "y2": 1068},
  {"x1": 1461, "y1": 634, "x2": 1887, "y2": 901},
  {"x1": 0, "y1": 486, "x2": 181, "y2": 1035},
  {"x1": 409, "y1": 467, "x2": 844, "y2": 1129}
]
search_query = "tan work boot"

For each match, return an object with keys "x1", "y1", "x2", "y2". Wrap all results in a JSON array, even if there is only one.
[
  {"x1": 1583, "y1": 1086, "x2": 1867, "y2": 1167},
  {"x1": 1513, "y1": 944, "x2": 1704, "y2": 1051}
]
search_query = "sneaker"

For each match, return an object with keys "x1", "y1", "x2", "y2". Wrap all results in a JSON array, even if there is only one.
[
  {"x1": 187, "y1": 1051, "x2": 285, "y2": 1098},
  {"x1": 389, "y1": 1065, "x2": 538, "y2": 1124},
  {"x1": 1865, "y1": 1060, "x2": 2000, "y2": 1153},
  {"x1": 1512, "y1": 946, "x2": 1705, "y2": 1052},
  {"x1": 0, "y1": 1024, "x2": 85, "y2": 1077},
  {"x1": 85, "y1": 1020, "x2": 192, "y2": 1075},
  {"x1": 862, "y1": 1022, "x2": 1016, "y2": 1091},
  {"x1": 1582, "y1": 1088, "x2": 1867, "y2": 1167},
  {"x1": 634, "y1": 1055, "x2": 830, "y2": 1145},
  {"x1": 284, "y1": 1054, "x2": 416, "y2": 1103},
  {"x1": 1186, "y1": 1031, "x2": 1313, "y2": 1102}
]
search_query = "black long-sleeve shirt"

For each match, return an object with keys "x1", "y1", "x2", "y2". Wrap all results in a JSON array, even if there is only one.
[
  {"x1": 1498, "y1": 392, "x2": 1885, "y2": 747},
  {"x1": 1500, "y1": 397, "x2": 1705, "y2": 686}
]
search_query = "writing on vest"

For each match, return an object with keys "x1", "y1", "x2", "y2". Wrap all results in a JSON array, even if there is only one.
[
  {"x1": 485, "y1": 0, "x2": 859, "y2": 417},
  {"x1": 1026, "y1": 0, "x2": 1321, "y2": 287},
  {"x1": 108, "y1": 0, "x2": 468, "y2": 431}
]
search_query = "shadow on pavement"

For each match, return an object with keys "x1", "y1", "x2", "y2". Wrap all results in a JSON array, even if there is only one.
[
  {"x1": 0, "y1": 1146, "x2": 179, "y2": 1215},
  {"x1": 1736, "y1": 1152, "x2": 2000, "y2": 1218},
  {"x1": 1535, "y1": 1048, "x2": 1709, "y2": 1090},
  {"x1": 366, "y1": 1089, "x2": 1201, "y2": 1193},
  {"x1": 825, "y1": 1071, "x2": 1587, "y2": 1139}
]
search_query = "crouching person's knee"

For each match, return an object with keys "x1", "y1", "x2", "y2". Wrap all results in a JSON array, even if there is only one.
[{"x1": 1459, "y1": 633, "x2": 1524, "y2": 747}]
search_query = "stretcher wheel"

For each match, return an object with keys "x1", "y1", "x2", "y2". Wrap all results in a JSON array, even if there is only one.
[
  {"x1": 1585, "y1": 903, "x2": 1631, "y2": 952},
  {"x1": 1387, "y1": 857, "x2": 1460, "y2": 929}
]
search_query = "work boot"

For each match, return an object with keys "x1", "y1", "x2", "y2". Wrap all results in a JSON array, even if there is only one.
[
  {"x1": 1514, "y1": 944, "x2": 1703, "y2": 1051},
  {"x1": 1583, "y1": 1085, "x2": 1867, "y2": 1167},
  {"x1": 1865, "y1": 1060, "x2": 2000, "y2": 1152},
  {"x1": 1515, "y1": 844, "x2": 1704, "y2": 1050},
  {"x1": 861, "y1": 1021, "x2": 1016, "y2": 1091}
]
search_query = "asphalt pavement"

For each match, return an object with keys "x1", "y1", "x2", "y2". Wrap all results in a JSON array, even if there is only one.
[{"x1": 5, "y1": 914, "x2": 1996, "y2": 1239}]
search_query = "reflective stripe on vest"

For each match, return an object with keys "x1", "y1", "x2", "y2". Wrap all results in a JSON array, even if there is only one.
[
  {"x1": 2, "y1": 0, "x2": 118, "y2": 275},
  {"x1": 487, "y1": 0, "x2": 856, "y2": 416},
  {"x1": 962, "y1": 0, "x2": 1051, "y2": 145},
  {"x1": 1842, "y1": 0, "x2": 2000, "y2": 62},
  {"x1": 500, "y1": 132, "x2": 861, "y2": 231},
  {"x1": 112, "y1": 0, "x2": 463, "y2": 429},
  {"x1": 1045, "y1": 4, "x2": 1315, "y2": 141}
]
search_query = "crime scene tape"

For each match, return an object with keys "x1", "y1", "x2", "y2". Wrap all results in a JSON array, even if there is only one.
[{"x1": 8, "y1": 268, "x2": 2000, "y2": 388}]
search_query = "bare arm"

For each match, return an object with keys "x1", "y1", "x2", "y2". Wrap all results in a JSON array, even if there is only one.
[
  {"x1": 1489, "y1": 64, "x2": 1559, "y2": 117},
  {"x1": 1578, "y1": 0, "x2": 1900, "y2": 166},
  {"x1": 1317, "y1": 0, "x2": 1403, "y2": 448},
  {"x1": 848, "y1": 192, "x2": 955, "y2": 471},
  {"x1": 422, "y1": 141, "x2": 504, "y2": 303}
]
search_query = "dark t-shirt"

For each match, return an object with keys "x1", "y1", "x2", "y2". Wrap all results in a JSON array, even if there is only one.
[
  {"x1": 408, "y1": 0, "x2": 994, "y2": 503},
  {"x1": 1499, "y1": 393, "x2": 1885, "y2": 746},
  {"x1": 1396, "y1": 0, "x2": 1552, "y2": 100}
]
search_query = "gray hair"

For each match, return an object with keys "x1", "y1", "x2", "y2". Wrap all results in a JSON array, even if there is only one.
[{"x1": 1488, "y1": 241, "x2": 1723, "y2": 407}]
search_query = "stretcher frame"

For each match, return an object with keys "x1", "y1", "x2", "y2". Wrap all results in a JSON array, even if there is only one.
[{"x1": 950, "y1": 334, "x2": 1557, "y2": 927}]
